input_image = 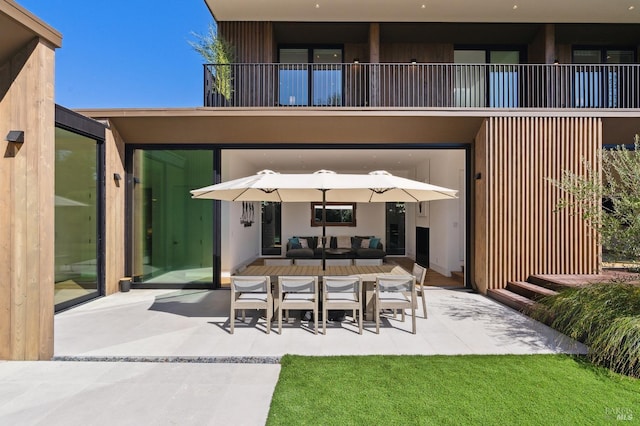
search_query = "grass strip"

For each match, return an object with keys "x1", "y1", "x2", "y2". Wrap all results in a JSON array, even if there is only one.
[{"x1": 267, "y1": 354, "x2": 639, "y2": 425}]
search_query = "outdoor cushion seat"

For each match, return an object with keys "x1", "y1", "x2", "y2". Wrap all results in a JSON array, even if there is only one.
[
  {"x1": 355, "y1": 248, "x2": 386, "y2": 259},
  {"x1": 286, "y1": 248, "x2": 315, "y2": 258}
]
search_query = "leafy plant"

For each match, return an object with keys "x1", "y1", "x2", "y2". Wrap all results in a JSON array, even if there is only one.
[
  {"x1": 189, "y1": 22, "x2": 236, "y2": 101},
  {"x1": 550, "y1": 133, "x2": 640, "y2": 266}
]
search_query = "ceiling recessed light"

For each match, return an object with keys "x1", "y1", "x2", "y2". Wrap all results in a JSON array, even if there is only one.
[
  {"x1": 629, "y1": 5, "x2": 635, "y2": 10},
  {"x1": 421, "y1": 4, "x2": 426, "y2": 8},
  {"x1": 315, "y1": 3, "x2": 320, "y2": 8},
  {"x1": 513, "y1": 4, "x2": 518, "y2": 9}
]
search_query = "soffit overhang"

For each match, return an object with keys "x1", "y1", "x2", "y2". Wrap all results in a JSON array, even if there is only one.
[
  {"x1": 204, "y1": 0, "x2": 640, "y2": 23},
  {"x1": 76, "y1": 108, "x2": 639, "y2": 146},
  {"x1": 0, "y1": 0, "x2": 62, "y2": 64}
]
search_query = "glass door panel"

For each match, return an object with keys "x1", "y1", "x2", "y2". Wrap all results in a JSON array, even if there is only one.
[
  {"x1": 261, "y1": 202, "x2": 282, "y2": 255},
  {"x1": 385, "y1": 202, "x2": 406, "y2": 255},
  {"x1": 132, "y1": 149, "x2": 214, "y2": 285},
  {"x1": 279, "y1": 49, "x2": 309, "y2": 106},
  {"x1": 489, "y1": 51, "x2": 519, "y2": 107},
  {"x1": 312, "y1": 49, "x2": 342, "y2": 106},
  {"x1": 55, "y1": 128, "x2": 100, "y2": 307},
  {"x1": 454, "y1": 50, "x2": 486, "y2": 107}
]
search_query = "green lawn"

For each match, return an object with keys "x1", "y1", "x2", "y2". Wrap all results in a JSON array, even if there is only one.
[{"x1": 267, "y1": 354, "x2": 639, "y2": 425}]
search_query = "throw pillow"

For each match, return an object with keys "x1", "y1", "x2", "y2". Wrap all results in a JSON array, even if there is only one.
[
  {"x1": 360, "y1": 238, "x2": 370, "y2": 248},
  {"x1": 288, "y1": 237, "x2": 299, "y2": 247},
  {"x1": 369, "y1": 237, "x2": 380, "y2": 249},
  {"x1": 351, "y1": 237, "x2": 362, "y2": 249},
  {"x1": 336, "y1": 235, "x2": 351, "y2": 248},
  {"x1": 299, "y1": 238, "x2": 309, "y2": 248}
]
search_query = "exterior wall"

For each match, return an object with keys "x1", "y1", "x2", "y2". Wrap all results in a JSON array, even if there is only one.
[
  {"x1": 0, "y1": 39, "x2": 56, "y2": 360},
  {"x1": 218, "y1": 21, "x2": 275, "y2": 63},
  {"x1": 474, "y1": 116, "x2": 601, "y2": 293},
  {"x1": 104, "y1": 123, "x2": 126, "y2": 295}
]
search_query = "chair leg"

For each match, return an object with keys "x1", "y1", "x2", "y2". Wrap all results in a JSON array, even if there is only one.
[
  {"x1": 323, "y1": 305, "x2": 327, "y2": 335},
  {"x1": 230, "y1": 307, "x2": 235, "y2": 334},
  {"x1": 266, "y1": 304, "x2": 272, "y2": 334},
  {"x1": 421, "y1": 289, "x2": 427, "y2": 319},
  {"x1": 278, "y1": 304, "x2": 283, "y2": 334},
  {"x1": 313, "y1": 305, "x2": 318, "y2": 334},
  {"x1": 411, "y1": 306, "x2": 416, "y2": 334},
  {"x1": 375, "y1": 301, "x2": 380, "y2": 334},
  {"x1": 242, "y1": 309, "x2": 246, "y2": 322},
  {"x1": 358, "y1": 307, "x2": 363, "y2": 335}
]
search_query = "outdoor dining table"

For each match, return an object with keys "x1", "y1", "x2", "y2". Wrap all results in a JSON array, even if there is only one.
[{"x1": 236, "y1": 263, "x2": 411, "y2": 321}]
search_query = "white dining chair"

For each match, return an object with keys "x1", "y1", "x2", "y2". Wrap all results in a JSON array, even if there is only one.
[
  {"x1": 229, "y1": 275, "x2": 272, "y2": 334},
  {"x1": 278, "y1": 276, "x2": 319, "y2": 334},
  {"x1": 322, "y1": 275, "x2": 363, "y2": 334},
  {"x1": 374, "y1": 274, "x2": 417, "y2": 334}
]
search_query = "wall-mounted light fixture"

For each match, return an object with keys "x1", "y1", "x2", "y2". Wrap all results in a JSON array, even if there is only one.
[
  {"x1": 410, "y1": 59, "x2": 417, "y2": 64},
  {"x1": 475, "y1": 173, "x2": 482, "y2": 180},
  {"x1": 113, "y1": 173, "x2": 122, "y2": 181},
  {"x1": 6, "y1": 130, "x2": 24, "y2": 144},
  {"x1": 553, "y1": 58, "x2": 559, "y2": 65},
  {"x1": 353, "y1": 58, "x2": 360, "y2": 64}
]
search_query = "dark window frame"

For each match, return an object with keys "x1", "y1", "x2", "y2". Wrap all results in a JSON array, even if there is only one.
[{"x1": 54, "y1": 105, "x2": 106, "y2": 312}]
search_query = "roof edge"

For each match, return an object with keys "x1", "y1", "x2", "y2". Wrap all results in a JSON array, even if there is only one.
[{"x1": 0, "y1": 0, "x2": 62, "y2": 48}]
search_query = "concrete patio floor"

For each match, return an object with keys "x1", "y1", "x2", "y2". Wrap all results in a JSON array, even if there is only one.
[
  {"x1": 0, "y1": 287, "x2": 587, "y2": 426},
  {"x1": 53, "y1": 286, "x2": 587, "y2": 358}
]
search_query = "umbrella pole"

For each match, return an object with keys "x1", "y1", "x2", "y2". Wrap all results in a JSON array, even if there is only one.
[{"x1": 321, "y1": 189, "x2": 327, "y2": 271}]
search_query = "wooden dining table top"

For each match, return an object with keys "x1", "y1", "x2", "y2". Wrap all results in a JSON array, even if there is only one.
[{"x1": 236, "y1": 264, "x2": 410, "y2": 282}]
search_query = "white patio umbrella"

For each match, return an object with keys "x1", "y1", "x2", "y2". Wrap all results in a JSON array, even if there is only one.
[{"x1": 190, "y1": 169, "x2": 457, "y2": 269}]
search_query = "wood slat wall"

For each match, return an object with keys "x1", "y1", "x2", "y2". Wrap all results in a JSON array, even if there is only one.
[
  {"x1": 474, "y1": 116, "x2": 601, "y2": 293},
  {"x1": 218, "y1": 22, "x2": 274, "y2": 63},
  {"x1": 0, "y1": 39, "x2": 56, "y2": 360}
]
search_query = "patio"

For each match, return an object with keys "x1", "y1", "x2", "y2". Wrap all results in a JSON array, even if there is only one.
[{"x1": 54, "y1": 286, "x2": 587, "y2": 358}]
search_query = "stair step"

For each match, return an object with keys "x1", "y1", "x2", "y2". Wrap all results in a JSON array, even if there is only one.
[
  {"x1": 450, "y1": 271, "x2": 464, "y2": 283},
  {"x1": 487, "y1": 288, "x2": 536, "y2": 314},
  {"x1": 507, "y1": 281, "x2": 558, "y2": 300}
]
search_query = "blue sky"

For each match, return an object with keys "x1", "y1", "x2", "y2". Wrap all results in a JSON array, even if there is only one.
[{"x1": 18, "y1": 1, "x2": 214, "y2": 108}]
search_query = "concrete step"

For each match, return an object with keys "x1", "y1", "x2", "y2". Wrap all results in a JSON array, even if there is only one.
[
  {"x1": 507, "y1": 281, "x2": 558, "y2": 300},
  {"x1": 487, "y1": 288, "x2": 536, "y2": 314}
]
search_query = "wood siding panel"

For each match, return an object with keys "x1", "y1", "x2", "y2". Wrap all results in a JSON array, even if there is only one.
[
  {"x1": 0, "y1": 39, "x2": 55, "y2": 360},
  {"x1": 219, "y1": 22, "x2": 276, "y2": 107},
  {"x1": 105, "y1": 123, "x2": 126, "y2": 295},
  {"x1": 474, "y1": 116, "x2": 600, "y2": 293}
]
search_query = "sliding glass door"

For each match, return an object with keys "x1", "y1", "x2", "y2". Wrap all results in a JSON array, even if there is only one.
[
  {"x1": 454, "y1": 48, "x2": 521, "y2": 107},
  {"x1": 55, "y1": 127, "x2": 103, "y2": 310},
  {"x1": 279, "y1": 47, "x2": 343, "y2": 106},
  {"x1": 131, "y1": 149, "x2": 215, "y2": 286}
]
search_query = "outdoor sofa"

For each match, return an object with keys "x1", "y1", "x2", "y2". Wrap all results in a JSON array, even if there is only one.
[{"x1": 285, "y1": 236, "x2": 386, "y2": 260}]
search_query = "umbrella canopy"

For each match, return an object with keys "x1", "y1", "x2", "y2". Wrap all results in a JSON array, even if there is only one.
[
  {"x1": 190, "y1": 169, "x2": 458, "y2": 202},
  {"x1": 191, "y1": 169, "x2": 457, "y2": 270}
]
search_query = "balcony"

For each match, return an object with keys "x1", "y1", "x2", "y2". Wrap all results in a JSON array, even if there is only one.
[{"x1": 204, "y1": 63, "x2": 640, "y2": 109}]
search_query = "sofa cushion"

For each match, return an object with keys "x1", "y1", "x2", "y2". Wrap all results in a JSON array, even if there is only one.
[
  {"x1": 286, "y1": 248, "x2": 315, "y2": 258},
  {"x1": 336, "y1": 235, "x2": 351, "y2": 248},
  {"x1": 369, "y1": 237, "x2": 381, "y2": 249}
]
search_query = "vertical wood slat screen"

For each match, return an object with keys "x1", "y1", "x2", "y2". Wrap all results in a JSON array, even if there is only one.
[
  {"x1": 218, "y1": 22, "x2": 275, "y2": 107},
  {"x1": 474, "y1": 117, "x2": 601, "y2": 293}
]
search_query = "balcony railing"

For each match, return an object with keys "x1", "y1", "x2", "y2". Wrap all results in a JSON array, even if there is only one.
[{"x1": 204, "y1": 63, "x2": 640, "y2": 109}]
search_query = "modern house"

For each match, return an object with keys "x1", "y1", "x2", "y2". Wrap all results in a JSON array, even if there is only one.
[{"x1": 1, "y1": 0, "x2": 639, "y2": 359}]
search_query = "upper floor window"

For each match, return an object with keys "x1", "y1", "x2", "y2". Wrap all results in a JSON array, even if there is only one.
[{"x1": 279, "y1": 47, "x2": 343, "y2": 106}]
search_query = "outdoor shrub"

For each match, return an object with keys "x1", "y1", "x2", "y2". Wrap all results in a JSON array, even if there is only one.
[{"x1": 534, "y1": 283, "x2": 640, "y2": 378}]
